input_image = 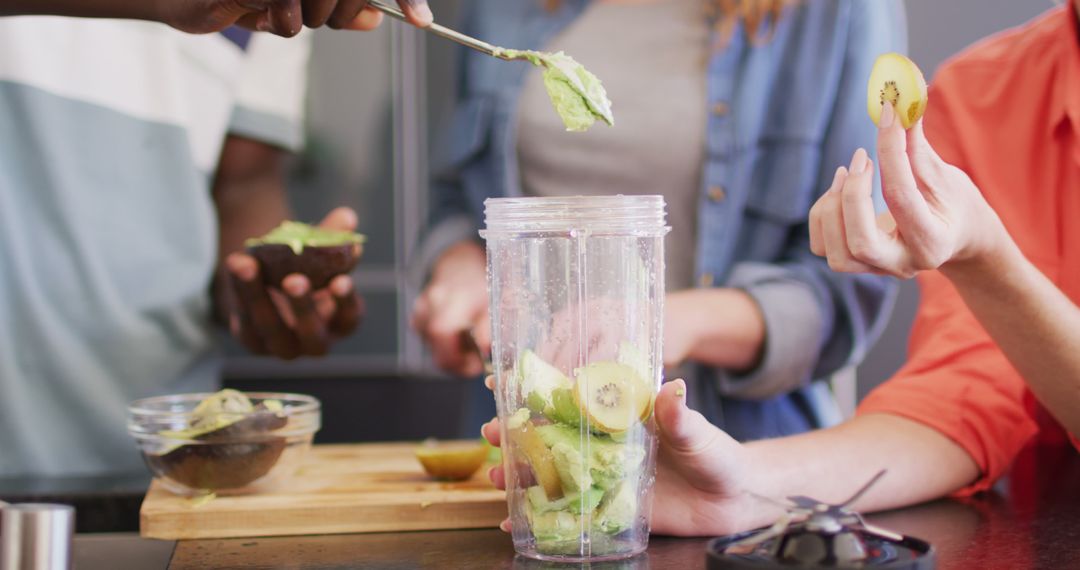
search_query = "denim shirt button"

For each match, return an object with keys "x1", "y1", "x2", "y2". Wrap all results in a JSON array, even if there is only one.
[
  {"x1": 707, "y1": 185, "x2": 727, "y2": 202},
  {"x1": 699, "y1": 273, "x2": 715, "y2": 287},
  {"x1": 711, "y1": 101, "x2": 730, "y2": 116}
]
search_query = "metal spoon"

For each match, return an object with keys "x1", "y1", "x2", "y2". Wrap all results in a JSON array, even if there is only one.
[
  {"x1": 367, "y1": 0, "x2": 518, "y2": 60},
  {"x1": 367, "y1": 2, "x2": 614, "y2": 128}
]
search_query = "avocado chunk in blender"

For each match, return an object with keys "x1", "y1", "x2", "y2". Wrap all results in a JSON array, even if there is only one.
[
  {"x1": 535, "y1": 423, "x2": 645, "y2": 493},
  {"x1": 519, "y1": 349, "x2": 572, "y2": 417},
  {"x1": 245, "y1": 221, "x2": 365, "y2": 289},
  {"x1": 527, "y1": 485, "x2": 605, "y2": 515},
  {"x1": 594, "y1": 480, "x2": 638, "y2": 535}
]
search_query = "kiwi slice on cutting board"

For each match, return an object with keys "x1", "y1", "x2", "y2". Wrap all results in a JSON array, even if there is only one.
[
  {"x1": 415, "y1": 440, "x2": 489, "y2": 481},
  {"x1": 867, "y1": 52, "x2": 928, "y2": 129},
  {"x1": 573, "y1": 362, "x2": 653, "y2": 434}
]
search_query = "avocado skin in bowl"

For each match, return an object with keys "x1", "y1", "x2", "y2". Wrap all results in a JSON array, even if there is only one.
[
  {"x1": 146, "y1": 409, "x2": 289, "y2": 491},
  {"x1": 245, "y1": 221, "x2": 365, "y2": 290}
]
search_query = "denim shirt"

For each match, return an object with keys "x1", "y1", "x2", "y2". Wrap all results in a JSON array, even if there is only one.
[{"x1": 423, "y1": 0, "x2": 903, "y2": 440}]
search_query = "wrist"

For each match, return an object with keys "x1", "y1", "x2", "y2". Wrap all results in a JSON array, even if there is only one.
[
  {"x1": 143, "y1": 0, "x2": 170, "y2": 26},
  {"x1": 941, "y1": 216, "x2": 1023, "y2": 285},
  {"x1": 432, "y1": 240, "x2": 486, "y2": 282},
  {"x1": 681, "y1": 288, "x2": 765, "y2": 370},
  {"x1": 740, "y1": 440, "x2": 788, "y2": 501}
]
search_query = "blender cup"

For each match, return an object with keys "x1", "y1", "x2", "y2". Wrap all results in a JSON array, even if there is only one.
[{"x1": 481, "y1": 195, "x2": 669, "y2": 562}]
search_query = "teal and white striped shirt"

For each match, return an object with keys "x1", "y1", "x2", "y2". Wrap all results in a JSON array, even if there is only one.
[{"x1": 0, "y1": 17, "x2": 310, "y2": 476}]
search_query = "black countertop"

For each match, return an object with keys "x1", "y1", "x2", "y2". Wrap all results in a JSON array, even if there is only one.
[
  {"x1": 0, "y1": 472, "x2": 148, "y2": 533},
  {"x1": 9, "y1": 442, "x2": 1078, "y2": 568}
]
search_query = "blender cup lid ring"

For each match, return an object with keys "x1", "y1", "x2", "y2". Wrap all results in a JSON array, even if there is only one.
[{"x1": 482, "y1": 195, "x2": 670, "y2": 235}]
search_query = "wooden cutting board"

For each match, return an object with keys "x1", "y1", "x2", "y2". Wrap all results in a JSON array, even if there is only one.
[{"x1": 140, "y1": 442, "x2": 507, "y2": 540}]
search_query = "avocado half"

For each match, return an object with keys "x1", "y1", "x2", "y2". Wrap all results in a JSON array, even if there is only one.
[
  {"x1": 147, "y1": 391, "x2": 289, "y2": 491},
  {"x1": 245, "y1": 221, "x2": 365, "y2": 290}
]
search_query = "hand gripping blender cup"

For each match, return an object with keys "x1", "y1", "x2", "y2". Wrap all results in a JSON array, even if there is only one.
[{"x1": 481, "y1": 196, "x2": 669, "y2": 562}]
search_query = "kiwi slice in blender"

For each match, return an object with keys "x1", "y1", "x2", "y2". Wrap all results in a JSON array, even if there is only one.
[
  {"x1": 415, "y1": 440, "x2": 489, "y2": 481},
  {"x1": 867, "y1": 52, "x2": 928, "y2": 129},
  {"x1": 573, "y1": 362, "x2": 652, "y2": 434},
  {"x1": 510, "y1": 419, "x2": 564, "y2": 500},
  {"x1": 245, "y1": 221, "x2": 365, "y2": 290}
]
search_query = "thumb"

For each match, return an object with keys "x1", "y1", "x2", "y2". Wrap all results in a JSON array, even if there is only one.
[
  {"x1": 906, "y1": 119, "x2": 944, "y2": 163},
  {"x1": 398, "y1": 0, "x2": 434, "y2": 27},
  {"x1": 319, "y1": 207, "x2": 359, "y2": 232},
  {"x1": 905, "y1": 119, "x2": 947, "y2": 193},
  {"x1": 655, "y1": 379, "x2": 712, "y2": 453}
]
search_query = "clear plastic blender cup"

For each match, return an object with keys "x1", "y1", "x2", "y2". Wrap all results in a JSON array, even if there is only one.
[{"x1": 481, "y1": 195, "x2": 669, "y2": 562}]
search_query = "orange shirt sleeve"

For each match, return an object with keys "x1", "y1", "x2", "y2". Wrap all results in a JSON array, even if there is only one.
[
  {"x1": 856, "y1": 71, "x2": 1040, "y2": 493},
  {"x1": 858, "y1": 271, "x2": 1038, "y2": 493}
]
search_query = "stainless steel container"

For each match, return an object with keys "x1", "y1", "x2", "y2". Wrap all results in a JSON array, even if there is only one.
[{"x1": 0, "y1": 503, "x2": 74, "y2": 570}]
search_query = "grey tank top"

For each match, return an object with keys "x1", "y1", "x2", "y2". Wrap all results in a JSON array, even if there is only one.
[{"x1": 516, "y1": 0, "x2": 710, "y2": 291}]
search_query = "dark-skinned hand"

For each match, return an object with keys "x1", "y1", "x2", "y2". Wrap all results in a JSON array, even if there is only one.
[
  {"x1": 223, "y1": 207, "x2": 365, "y2": 360},
  {"x1": 159, "y1": 0, "x2": 433, "y2": 37}
]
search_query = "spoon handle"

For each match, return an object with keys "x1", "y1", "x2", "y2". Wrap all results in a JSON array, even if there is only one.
[{"x1": 367, "y1": 0, "x2": 508, "y2": 59}]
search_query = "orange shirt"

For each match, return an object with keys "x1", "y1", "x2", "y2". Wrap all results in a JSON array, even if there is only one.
[{"x1": 858, "y1": 6, "x2": 1080, "y2": 493}]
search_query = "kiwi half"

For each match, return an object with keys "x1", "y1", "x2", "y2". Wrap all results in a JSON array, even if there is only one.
[
  {"x1": 415, "y1": 440, "x2": 489, "y2": 481},
  {"x1": 245, "y1": 221, "x2": 364, "y2": 290},
  {"x1": 573, "y1": 362, "x2": 653, "y2": 434},
  {"x1": 867, "y1": 52, "x2": 928, "y2": 129}
]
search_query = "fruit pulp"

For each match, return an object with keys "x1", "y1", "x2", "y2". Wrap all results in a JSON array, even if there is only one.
[{"x1": 506, "y1": 350, "x2": 655, "y2": 559}]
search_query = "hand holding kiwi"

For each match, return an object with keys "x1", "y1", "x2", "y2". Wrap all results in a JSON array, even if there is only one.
[
  {"x1": 222, "y1": 208, "x2": 366, "y2": 359},
  {"x1": 808, "y1": 53, "x2": 1008, "y2": 279}
]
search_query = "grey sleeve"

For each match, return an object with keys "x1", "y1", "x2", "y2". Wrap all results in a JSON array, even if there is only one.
[{"x1": 711, "y1": 263, "x2": 827, "y2": 399}]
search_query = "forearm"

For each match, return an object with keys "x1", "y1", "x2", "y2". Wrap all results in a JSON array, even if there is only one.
[
  {"x1": 431, "y1": 240, "x2": 485, "y2": 281},
  {"x1": 701, "y1": 260, "x2": 890, "y2": 400},
  {"x1": 681, "y1": 288, "x2": 765, "y2": 371},
  {"x1": 746, "y1": 414, "x2": 979, "y2": 510},
  {"x1": 0, "y1": 0, "x2": 160, "y2": 21},
  {"x1": 211, "y1": 137, "x2": 291, "y2": 319},
  {"x1": 215, "y1": 178, "x2": 290, "y2": 261},
  {"x1": 943, "y1": 244, "x2": 1080, "y2": 438}
]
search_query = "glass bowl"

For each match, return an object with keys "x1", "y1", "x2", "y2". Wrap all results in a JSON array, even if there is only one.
[{"x1": 127, "y1": 392, "x2": 320, "y2": 496}]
